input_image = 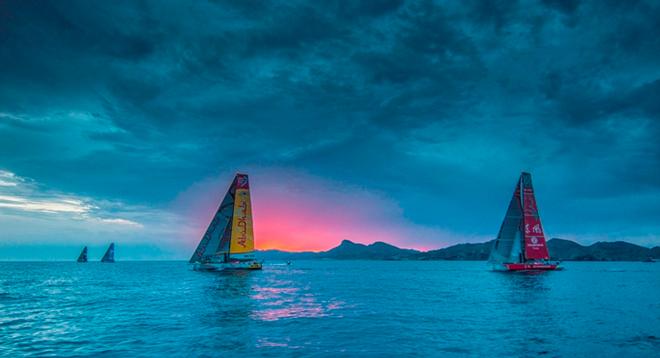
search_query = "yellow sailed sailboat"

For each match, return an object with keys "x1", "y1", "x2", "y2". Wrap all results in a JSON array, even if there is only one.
[{"x1": 189, "y1": 173, "x2": 262, "y2": 271}]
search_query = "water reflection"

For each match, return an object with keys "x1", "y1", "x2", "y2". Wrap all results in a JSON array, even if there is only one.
[
  {"x1": 192, "y1": 271, "x2": 256, "y2": 354},
  {"x1": 197, "y1": 267, "x2": 343, "y2": 323},
  {"x1": 250, "y1": 281, "x2": 338, "y2": 321},
  {"x1": 497, "y1": 271, "x2": 550, "y2": 293},
  {"x1": 209, "y1": 271, "x2": 253, "y2": 296},
  {"x1": 249, "y1": 268, "x2": 343, "y2": 322},
  {"x1": 493, "y1": 271, "x2": 564, "y2": 356},
  {"x1": 200, "y1": 271, "x2": 253, "y2": 322}
]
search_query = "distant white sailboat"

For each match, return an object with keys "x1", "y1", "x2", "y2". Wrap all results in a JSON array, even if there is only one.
[
  {"x1": 101, "y1": 243, "x2": 115, "y2": 263},
  {"x1": 189, "y1": 173, "x2": 262, "y2": 271}
]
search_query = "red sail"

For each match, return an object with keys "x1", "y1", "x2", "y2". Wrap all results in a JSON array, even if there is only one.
[{"x1": 522, "y1": 185, "x2": 550, "y2": 260}]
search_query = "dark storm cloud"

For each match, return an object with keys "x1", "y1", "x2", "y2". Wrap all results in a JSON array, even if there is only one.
[{"x1": 1, "y1": 0, "x2": 659, "y2": 242}]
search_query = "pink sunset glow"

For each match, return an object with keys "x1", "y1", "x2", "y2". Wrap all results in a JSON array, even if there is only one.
[{"x1": 174, "y1": 168, "x2": 476, "y2": 252}]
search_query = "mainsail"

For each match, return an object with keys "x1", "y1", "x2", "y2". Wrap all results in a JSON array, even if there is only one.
[
  {"x1": 189, "y1": 173, "x2": 255, "y2": 264},
  {"x1": 101, "y1": 243, "x2": 115, "y2": 263},
  {"x1": 489, "y1": 172, "x2": 549, "y2": 264},
  {"x1": 77, "y1": 246, "x2": 88, "y2": 263},
  {"x1": 520, "y1": 174, "x2": 550, "y2": 260},
  {"x1": 229, "y1": 174, "x2": 254, "y2": 254}
]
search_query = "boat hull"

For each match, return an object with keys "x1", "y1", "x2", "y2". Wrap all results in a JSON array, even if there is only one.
[
  {"x1": 503, "y1": 262, "x2": 560, "y2": 271},
  {"x1": 193, "y1": 261, "x2": 262, "y2": 271}
]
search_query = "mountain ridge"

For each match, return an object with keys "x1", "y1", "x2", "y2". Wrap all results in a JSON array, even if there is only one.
[{"x1": 257, "y1": 238, "x2": 660, "y2": 262}]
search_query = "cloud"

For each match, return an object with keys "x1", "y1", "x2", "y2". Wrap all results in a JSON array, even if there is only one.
[
  {"x1": 98, "y1": 218, "x2": 144, "y2": 228},
  {"x1": 0, "y1": 170, "x2": 100, "y2": 217},
  {"x1": 0, "y1": 170, "x2": 21, "y2": 187},
  {"x1": 0, "y1": 170, "x2": 151, "y2": 229},
  {"x1": 0, "y1": 194, "x2": 91, "y2": 214},
  {"x1": 0, "y1": 0, "x2": 659, "y2": 253},
  {"x1": 0, "y1": 168, "x2": 196, "y2": 259}
]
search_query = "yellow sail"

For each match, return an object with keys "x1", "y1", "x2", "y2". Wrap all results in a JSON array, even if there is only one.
[{"x1": 229, "y1": 174, "x2": 255, "y2": 254}]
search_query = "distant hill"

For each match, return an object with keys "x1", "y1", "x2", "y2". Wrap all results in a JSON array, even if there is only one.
[
  {"x1": 548, "y1": 239, "x2": 658, "y2": 261},
  {"x1": 652, "y1": 246, "x2": 660, "y2": 258},
  {"x1": 416, "y1": 241, "x2": 493, "y2": 260},
  {"x1": 257, "y1": 240, "x2": 420, "y2": 261},
  {"x1": 257, "y1": 238, "x2": 660, "y2": 262},
  {"x1": 319, "y1": 240, "x2": 419, "y2": 260},
  {"x1": 546, "y1": 238, "x2": 587, "y2": 259}
]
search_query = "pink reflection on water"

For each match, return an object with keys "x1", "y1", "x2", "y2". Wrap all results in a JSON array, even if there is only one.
[
  {"x1": 251, "y1": 286, "x2": 299, "y2": 300},
  {"x1": 254, "y1": 305, "x2": 328, "y2": 321},
  {"x1": 250, "y1": 283, "x2": 343, "y2": 321}
]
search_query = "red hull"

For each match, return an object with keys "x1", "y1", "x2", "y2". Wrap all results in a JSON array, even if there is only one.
[{"x1": 504, "y1": 263, "x2": 559, "y2": 271}]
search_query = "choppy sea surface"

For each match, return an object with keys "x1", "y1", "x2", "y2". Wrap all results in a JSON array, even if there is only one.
[{"x1": 1, "y1": 261, "x2": 659, "y2": 357}]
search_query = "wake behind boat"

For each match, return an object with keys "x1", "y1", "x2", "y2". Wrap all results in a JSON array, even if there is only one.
[
  {"x1": 189, "y1": 173, "x2": 262, "y2": 271},
  {"x1": 488, "y1": 172, "x2": 560, "y2": 272}
]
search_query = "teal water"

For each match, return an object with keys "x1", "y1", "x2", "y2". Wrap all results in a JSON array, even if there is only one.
[{"x1": 1, "y1": 261, "x2": 658, "y2": 357}]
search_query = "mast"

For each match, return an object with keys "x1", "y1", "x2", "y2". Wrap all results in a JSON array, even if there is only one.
[
  {"x1": 101, "y1": 243, "x2": 115, "y2": 263},
  {"x1": 77, "y1": 246, "x2": 88, "y2": 263},
  {"x1": 225, "y1": 219, "x2": 232, "y2": 262},
  {"x1": 519, "y1": 176, "x2": 526, "y2": 262}
]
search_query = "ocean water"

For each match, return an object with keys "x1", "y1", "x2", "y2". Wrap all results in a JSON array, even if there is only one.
[{"x1": 1, "y1": 261, "x2": 658, "y2": 357}]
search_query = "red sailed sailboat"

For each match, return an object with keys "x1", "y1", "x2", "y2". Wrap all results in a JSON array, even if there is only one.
[{"x1": 489, "y1": 172, "x2": 560, "y2": 271}]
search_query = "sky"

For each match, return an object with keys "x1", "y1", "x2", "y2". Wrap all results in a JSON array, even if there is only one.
[{"x1": 1, "y1": 0, "x2": 659, "y2": 260}]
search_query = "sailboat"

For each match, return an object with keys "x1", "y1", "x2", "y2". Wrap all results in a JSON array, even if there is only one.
[
  {"x1": 77, "y1": 246, "x2": 88, "y2": 263},
  {"x1": 189, "y1": 173, "x2": 262, "y2": 271},
  {"x1": 489, "y1": 172, "x2": 560, "y2": 271},
  {"x1": 101, "y1": 243, "x2": 115, "y2": 263}
]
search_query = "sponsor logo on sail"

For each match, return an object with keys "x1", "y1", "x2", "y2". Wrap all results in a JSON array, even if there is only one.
[
  {"x1": 527, "y1": 235, "x2": 544, "y2": 248},
  {"x1": 236, "y1": 195, "x2": 248, "y2": 248},
  {"x1": 236, "y1": 175, "x2": 249, "y2": 189}
]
